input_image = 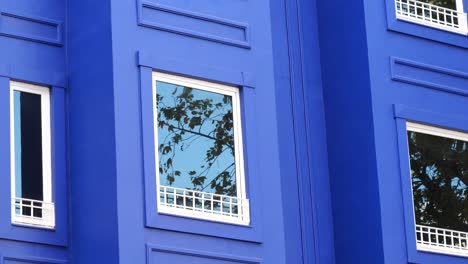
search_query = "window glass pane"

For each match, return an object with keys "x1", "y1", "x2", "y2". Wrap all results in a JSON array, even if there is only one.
[
  {"x1": 419, "y1": 0, "x2": 456, "y2": 9},
  {"x1": 14, "y1": 90, "x2": 43, "y2": 201},
  {"x1": 407, "y1": 131, "x2": 468, "y2": 233},
  {"x1": 156, "y1": 81, "x2": 237, "y2": 196}
]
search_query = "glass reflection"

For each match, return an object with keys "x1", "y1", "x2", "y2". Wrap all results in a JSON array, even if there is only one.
[
  {"x1": 156, "y1": 81, "x2": 237, "y2": 196},
  {"x1": 420, "y1": 0, "x2": 457, "y2": 10},
  {"x1": 408, "y1": 131, "x2": 468, "y2": 233}
]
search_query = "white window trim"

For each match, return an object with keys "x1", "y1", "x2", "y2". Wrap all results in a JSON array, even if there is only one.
[
  {"x1": 152, "y1": 72, "x2": 250, "y2": 225},
  {"x1": 406, "y1": 121, "x2": 468, "y2": 257},
  {"x1": 407, "y1": 121, "x2": 468, "y2": 142},
  {"x1": 10, "y1": 81, "x2": 55, "y2": 229},
  {"x1": 395, "y1": 0, "x2": 468, "y2": 35}
]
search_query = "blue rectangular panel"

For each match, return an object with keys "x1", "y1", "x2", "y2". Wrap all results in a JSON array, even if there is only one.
[
  {"x1": 137, "y1": 1, "x2": 250, "y2": 49},
  {"x1": 5, "y1": 260, "x2": 34, "y2": 264},
  {"x1": 148, "y1": 245, "x2": 261, "y2": 264},
  {"x1": 153, "y1": 253, "x2": 242, "y2": 264},
  {"x1": 391, "y1": 57, "x2": 468, "y2": 96},
  {"x1": 0, "y1": 11, "x2": 62, "y2": 46},
  {"x1": 3, "y1": 257, "x2": 66, "y2": 264}
]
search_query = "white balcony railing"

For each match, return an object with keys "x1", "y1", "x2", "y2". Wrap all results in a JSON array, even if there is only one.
[
  {"x1": 395, "y1": 0, "x2": 468, "y2": 34},
  {"x1": 11, "y1": 197, "x2": 55, "y2": 229},
  {"x1": 158, "y1": 185, "x2": 250, "y2": 225},
  {"x1": 416, "y1": 224, "x2": 468, "y2": 257}
]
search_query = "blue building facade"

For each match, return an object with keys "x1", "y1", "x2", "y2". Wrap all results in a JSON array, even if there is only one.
[{"x1": 0, "y1": 0, "x2": 468, "y2": 263}]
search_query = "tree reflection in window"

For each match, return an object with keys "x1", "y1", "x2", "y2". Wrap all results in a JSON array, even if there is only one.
[
  {"x1": 156, "y1": 81, "x2": 237, "y2": 197},
  {"x1": 408, "y1": 130, "x2": 468, "y2": 233},
  {"x1": 420, "y1": 0, "x2": 456, "y2": 10}
]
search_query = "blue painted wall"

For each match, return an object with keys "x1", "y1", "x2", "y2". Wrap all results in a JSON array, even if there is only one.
[
  {"x1": 67, "y1": 0, "x2": 120, "y2": 263},
  {"x1": 365, "y1": 0, "x2": 468, "y2": 263},
  {"x1": 316, "y1": 0, "x2": 385, "y2": 263},
  {"x1": 274, "y1": 0, "x2": 336, "y2": 263},
  {"x1": 3, "y1": 0, "x2": 468, "y2": 263},
  {"x1": 315, "y1": 0, "x2": 468, "y2": 263},
  {"x1": 111, "y1": 0, "x2": 288, "y2": 263},
  {"x1": 0, "y1": 0, "x2": 68, "y2": 263},
  {"x1": 2, "y1": 0, "x2": 320, "y2": 262},
  {"x1": 66, "y1": 0, "x2": 322, "y2": 263}
]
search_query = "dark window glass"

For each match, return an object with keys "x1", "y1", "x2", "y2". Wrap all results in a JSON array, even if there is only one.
[
  {"x1": 421, "y1": 0, "x2": 457, "y2": 10},
  {"x1": 156, "y1": 81, "x2": 237, "y2": 197},
  {"x1": 407, "y1": 131, "x2": 468, "y2": 233},
  {"x1": 398, "y1": 0, "x2": 459, "y2": 26},
  {"x1": 14, "y1": 91, "x2": 43, "y2": 202}
]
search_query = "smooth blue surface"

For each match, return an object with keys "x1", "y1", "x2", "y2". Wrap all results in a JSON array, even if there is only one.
[
  {"x1": 4, "y1": 0, "x2": 468, "y2": 262},
  {"x1": 317, "y1": 0, "x2": 386, "y2": 263},
  {"x1": 67, "y1": 0, "x2": 119, "y2": 263}
]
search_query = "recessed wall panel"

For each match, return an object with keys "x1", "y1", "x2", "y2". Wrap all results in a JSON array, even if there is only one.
[
  {"x1": 147, "y1": 245, "x2": 261, "y2": 264},
  {"x1": 137, "y1": 0, "x2": 250, "y2": 48},
  {"x1": 391, "y1": 57, "x2": 468, "y2": 96},
  {"x1": 0, "y1": 11, "x2": 62, "y2": 46}
]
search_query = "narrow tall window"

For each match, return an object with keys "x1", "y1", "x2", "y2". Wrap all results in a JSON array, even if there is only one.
[
  {"x1": 153, "y1": 72, "x2": 249, "y2": 225},
  {"x1": 407, "y1": 122, "x2": 468, "y2": 257},
  {"x1": 10, "y1": 82, "x2": 54, "y2": 229},
  {"x1": 395, "y1": 0, "x2": 468, "y2": 34}
]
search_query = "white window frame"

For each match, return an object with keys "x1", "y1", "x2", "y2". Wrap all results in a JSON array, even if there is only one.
[
  {"x1": 152, "y1": 72, "x2": 250, "y2": 225},
  {"x1": 395, "y1": 0, "x2": 468, "y2": 34},
  {"x1": 406, "y1": 121, "x2": 468, "y2": 257},
  {"x1": 10, "y1": 81, "x2": 55, "y2": 229}
]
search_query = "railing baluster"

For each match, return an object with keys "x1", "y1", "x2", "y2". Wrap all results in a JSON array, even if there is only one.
[
  {"x1": 11, "y1": 197, "x2": 55, "y2": 228},
  {"x1": 158, "y1": 185, "x2": 249, "y2": 223},
  {"x1": 416, "y1": 224, "x2": 468, "y2": 256},
  {"x1": 395, "y1": 0, "x2": 467, "y2": 33}
]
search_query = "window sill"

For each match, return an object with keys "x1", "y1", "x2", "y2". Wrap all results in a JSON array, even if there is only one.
[
  {"x1": 396, "y1": 15, "x2": 468, "y2": 36},
  {"x1": 157, "y1": 210, "x2": 251, "y2": 227},
  {"x1": 158, "y1": 202, "x2": 250, "y2": 226},
  {"x1": 417, "y1": 245, "x2": 468, "y2": 258}
]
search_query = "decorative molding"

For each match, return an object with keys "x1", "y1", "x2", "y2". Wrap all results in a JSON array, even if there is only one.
[
  {"x1": 393, "y1": 104, "x2": 468, "y2": 134},
  {"x1": 136, "y1": 0, "x2": 250, "y2": 49},
  {"x1": 146, "y1": 244, "x2": 262, "y2": 264},
  {"x1": 2, "y1": 255, "x2": 67, "y2": 264},
  {"x1": 0, "y1": 11, "x2": 63, "y2": 46},
  {"x1": 0, "y1": 64, "x2": 66, "y2": 88},
  {"x1": 390, "y1": 57, "x2": 468, "y2": 96},
  {"x1": 137, "y1": 51, "x2": 255, "y2": 88}
]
